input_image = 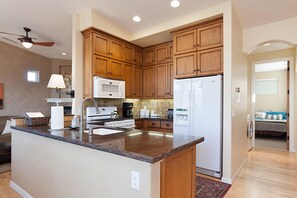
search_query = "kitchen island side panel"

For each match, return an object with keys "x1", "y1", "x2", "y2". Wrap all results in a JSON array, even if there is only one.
[{"x1": 11, "y1": 129, "x2": 160, "y2": 198}]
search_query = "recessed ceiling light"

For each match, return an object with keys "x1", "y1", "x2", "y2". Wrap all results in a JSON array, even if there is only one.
[
  {"x1": 263, "y1": 43, "x2": 271, "y2": 47},
  {"x1": 170, "y1": 0, "x2": 180, "y2": 8},
  {"x1": 133, "y1": 16, "x2": 141, "y2": 22},
  {"x1": 62, "y1": 52, "x2": 66, "y2": 56}
]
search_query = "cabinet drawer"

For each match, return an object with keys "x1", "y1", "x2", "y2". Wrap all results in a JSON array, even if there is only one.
[
  {"x1": 135, "y1": 120, "x2": 144, "y2": 129},
  {"x1": 161, "y1": 121, "x2": 173, "y2": 129},
  {"x1": 147, "y1": 120, "x2": 161, "y2": 128}
]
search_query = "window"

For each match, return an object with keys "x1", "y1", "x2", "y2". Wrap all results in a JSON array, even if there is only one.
[
  {"x1": 27, "y1": 70, "x2": 39, "y2": 83},
  {"x1": 255, "y1": 78, "x2": 278, "y2": 95}
]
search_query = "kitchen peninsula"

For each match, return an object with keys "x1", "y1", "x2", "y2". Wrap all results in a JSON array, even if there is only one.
[{"x1": 10, "y1": 125, "x2": 204, "y2": 198}]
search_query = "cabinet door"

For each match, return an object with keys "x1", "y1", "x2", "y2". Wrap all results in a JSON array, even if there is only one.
[
  {"x1": 134, "y1": 65, "x2": 143, "y2": 98},
  {"x1": 93, "y1": 33, "x2": 109, "y2": 57},
  {"x1": 168, "y1": 44, "x2": 174, "y2": 62},
  {"x1": 93, "y1": 55, "x2": 109, "y2": 78},
  {"x1": 167, "y1": 62, "x2": 174, "y2": 98},
  {"x1": 197, "y1": 47, "x2": 223, "y2": 76},
  {"x1": 125, "y1": 45, "x2": 133, "y2": 63},
  {"x1": 174, "y1": 52, "x2": 197, "y2": 78},
  {"x1": 124, "y1": 63, "x2": 133, "y2": 98},
  {"x1": 134, "y1": 47, "x2": 143, "y2": 65},
  {"x1": 143, "y1": 66, "x2": 155, "y2": 98},
  {"x1": 144, "y1": 48, "x2": 155, "y2": 66},
  {"x1": 156, "y1": 45, "x2": 168, "y2": 64},
  {"x1": 173, "y1": 30, "x2": 196, "y2": 55},
  {"x1": 197, "y1": 22, "x2": 223, "y2": 50},
  {"x1": 109, "y1": 59, "x2": 124, "y2": 80},
  {"x1": 83, "y1": 33, "x2": 93, "y2": 98},
  {"x1": 110, "y1": 39, "x2": 124, "y2": 61},
  {"x1": 155, "y1": 63, "x2": 168, "y2": 98}
]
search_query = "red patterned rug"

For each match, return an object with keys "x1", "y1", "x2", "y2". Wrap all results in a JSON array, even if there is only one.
[{"x1": 196, "y1": 176, "x2": 231, "y2": 198}]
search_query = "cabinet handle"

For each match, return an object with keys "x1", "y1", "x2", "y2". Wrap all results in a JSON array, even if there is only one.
[
  {"x1": 110, "y1": 52, "x2": 113, "y2": 55},
  {"x1": 194, "y1": 44, "x2": 196, "y2": 47},
  {"x1": 166, "y1": 124, "x2": 170, "y2": 127},
  {"x1": 152, "y1": 123, "x2": 155, "y2": 126}
]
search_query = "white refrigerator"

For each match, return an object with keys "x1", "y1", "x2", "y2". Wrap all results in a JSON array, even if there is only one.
[{"x1": 173, "y1": 75, "x2": 223, "y2": 178}]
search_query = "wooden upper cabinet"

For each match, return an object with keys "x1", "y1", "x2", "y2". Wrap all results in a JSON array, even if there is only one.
[
  {"x1": 173, "y1": 29, "x2": 196, "y2": 55},
  {"x1": 155, "y1": 63, "x2": 168, "y2": 98},
  {"x1": 93, "y1": 55, "x2": 123, "y2": 80},
  {"x1": 134, "y1": 47, "x2": 143, "y2": 65},
  {"x1": 143, "y1": 66, "x2": 155, "y2": 98},
  {"x1": 155, "y1": 42, "x2": 173, "y2": 64},
  {"x1": 93, "y1": 33, "x2": 109, "y2": 57},
  {"x1": 144, "y1": 48, "x2": 155, "y2": 66},
  {"x1": 197, "y1": 47, "x2": 223, "y2": 76},
  {"x1": 124, "y1": 45, "x2": 133, "y2": 63},
  {"x1": 174, "y1": 52, "x2": 197, "y2": 78},
  {"x1": 197, "y1": 22, "x2": 223, "y2": 50},
  {"x1": 134, "y1": 65, "x2": 143, "y2": 98},
  {"x1": 93, "y1": 33, "x2": 124, "y2": 61},
  {"x1": 167, "y1": 62, "x2": 174, "y2": 98},
  {"x1": 124, "y1": 63, "x2": 133, "y2": 98}
]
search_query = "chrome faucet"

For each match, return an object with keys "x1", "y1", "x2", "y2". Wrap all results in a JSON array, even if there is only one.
[{"x1": 79, "y1": 97, "x2": 100, "y2": 134}]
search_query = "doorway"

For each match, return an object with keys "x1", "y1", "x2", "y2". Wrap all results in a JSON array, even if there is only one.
[
  {"x1": 253, "y1": 60, "x2": 289, "y2": 150},
  {"x1": 250, "y1": 57, "x2": 294, "y2": 152}
]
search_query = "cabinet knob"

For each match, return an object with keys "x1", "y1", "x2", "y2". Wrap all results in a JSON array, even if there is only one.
[
  {"x1": 110, "y1": 52, "x2": 113, "y2": 55},
  {"x1": 166, "y1": 124, "x2": 170, "y2": 127}
]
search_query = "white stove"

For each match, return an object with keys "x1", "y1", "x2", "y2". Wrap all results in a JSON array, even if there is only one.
[{"x1": 86, "y1": 107, "x2": 135, "y2": 129}]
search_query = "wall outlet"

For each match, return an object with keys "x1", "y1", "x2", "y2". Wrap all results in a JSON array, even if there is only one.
[{"x1": 131, "y1": 171, "x2": 140, "y2": 190}]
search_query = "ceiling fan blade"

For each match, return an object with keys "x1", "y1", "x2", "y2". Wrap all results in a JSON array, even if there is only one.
[
  {"x1": 32, "y1": 41, "x2": 55, "y2": 47},
  {"x1": 0, "y1": 31, "x2": 23, "y2": 37}
]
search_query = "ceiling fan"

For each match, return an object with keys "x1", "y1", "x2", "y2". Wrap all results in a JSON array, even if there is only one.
[{"x1": 0, "y1": 27, "x2": 55, "y2": 48}]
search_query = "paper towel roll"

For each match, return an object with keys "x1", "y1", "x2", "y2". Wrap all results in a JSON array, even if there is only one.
[{"x1": 51, "y1": 106, "x2": 64, "y2": 130}]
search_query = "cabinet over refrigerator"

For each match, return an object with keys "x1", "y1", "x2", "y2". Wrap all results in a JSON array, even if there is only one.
[{"x1": 173, "y1": 75, "x2": 223, "y2": 178}]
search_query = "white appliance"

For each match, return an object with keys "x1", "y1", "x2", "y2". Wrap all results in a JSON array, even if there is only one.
[
  {"x1": 93, "y1": 76, "x2": 125, "y2": 98},
  {"x1": 173, "y1": 75, "x2": 223, "y2": 178},
  {"x1": 86, "y1": 106, "x2": 135, "y2": 129}
]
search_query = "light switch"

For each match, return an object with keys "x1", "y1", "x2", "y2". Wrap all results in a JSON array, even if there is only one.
[{"x1": 131, "y1": 171, "x2": 140, "y2": 190}]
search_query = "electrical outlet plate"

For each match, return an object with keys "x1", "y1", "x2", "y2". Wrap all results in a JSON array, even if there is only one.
[{"x1": 131, "y1": 171, "x2": 140, "y2": 190}]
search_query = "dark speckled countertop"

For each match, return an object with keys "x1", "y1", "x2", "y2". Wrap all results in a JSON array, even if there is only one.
[{"x1": 11, "y1": 125, "x2": 204, "y2": 164}]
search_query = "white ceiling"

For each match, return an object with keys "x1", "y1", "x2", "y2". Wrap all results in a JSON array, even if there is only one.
[{"x1": 1, "y1": 0, "x2": 297, "y2": 60}]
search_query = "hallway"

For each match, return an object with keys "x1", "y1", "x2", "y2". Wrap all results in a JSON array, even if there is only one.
[{"x1": 226, "y1": 148, "x2": 297, "y2": 197}]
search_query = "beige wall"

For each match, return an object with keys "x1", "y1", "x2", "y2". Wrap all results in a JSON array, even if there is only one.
[
  {"x1": 11, "y1": 129, "x2": 161, "y2": 198},
  {"x1": 0, "y1": 41, "x2": 52, "y2": 116},
  {"x1": 230, "y1": 4, "x2": 248, "y2": 181},
  {"x1": 255, "y1": 70, "x2": 287, "y2": 111}
]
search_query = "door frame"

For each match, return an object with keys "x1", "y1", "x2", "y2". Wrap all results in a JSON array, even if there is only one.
[{"x1": 250, "y1": 57, "x2": 295, "y2": 152}]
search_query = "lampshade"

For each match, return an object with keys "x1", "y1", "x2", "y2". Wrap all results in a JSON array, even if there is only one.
[
  {"x1": 22, "y1": 41, "x2": 33, "y2": 48},
  {"x1": 47, "y1": 74, "x2": 66, "y2": 89}
]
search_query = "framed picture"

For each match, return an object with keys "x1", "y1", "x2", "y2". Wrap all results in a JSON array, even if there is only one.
[{"x1": 0, "y1": 83, "x2": 3, "y2": 109}]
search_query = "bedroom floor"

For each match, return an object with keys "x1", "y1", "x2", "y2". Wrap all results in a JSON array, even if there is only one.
[{"x1": 255, "y1": 135, "x2": 287, "y2": 150}]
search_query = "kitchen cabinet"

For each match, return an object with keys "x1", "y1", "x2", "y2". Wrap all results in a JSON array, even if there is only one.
[
  {"x1": 125, "y1": 45, "x2": 143, "y2": 65},
  {"x1": 155, "y1": 43, "x2": 173, "y2": 64},
  {"x1": 124, "y1": 64, "x2": 143, "y2": 98},
  {"x1": 93, "y1": 33, "x2": 124, "y2": 61},
  {"x1": 143, "y1": 66, "x2": 155, "y2": 98},
  {"x1": 155, "y1": 62, "x2": 173, "y2": 98},
  {"x1": 143, "y1": 47, "x2": 155, "y2": 66},
  {"x1": 93, "y1": 55, "x2": 124, "y2": 80},
  {"x1": 135, "y1": 119, "x2": 173, "y2": 133},
  {"x1": 172, "y1": 18, "x2": 223, "y2": 78},
  {"x1": 82, "y1": 28, "x2": 143, "y2": 98}
]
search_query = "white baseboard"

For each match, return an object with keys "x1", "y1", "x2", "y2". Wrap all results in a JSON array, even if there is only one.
[
  {"x1": 221, "y1": 155, "x2": 248, "y2": 185},
  {"x1": 10, "y1": 180, "x2": 33, "y2": 198}
]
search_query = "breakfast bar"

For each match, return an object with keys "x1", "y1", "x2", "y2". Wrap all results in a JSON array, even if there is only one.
[{"x1": 10, "y1": 125, "x2": 204, "y2": 198}]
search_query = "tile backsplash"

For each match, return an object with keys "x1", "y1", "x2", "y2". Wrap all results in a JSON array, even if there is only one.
[{"x1": 94, "y1": 98, "x2": 173, "y2": 117}]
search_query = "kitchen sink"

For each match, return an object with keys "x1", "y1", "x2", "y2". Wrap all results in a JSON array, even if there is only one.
[{"x1": 85, "y1": 128, "x2": 124, "y2": 135}]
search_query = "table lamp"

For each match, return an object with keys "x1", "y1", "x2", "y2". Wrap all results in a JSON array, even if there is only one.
[{"x1": 47, "y1": 74, "x2": 66, "y2": 130}]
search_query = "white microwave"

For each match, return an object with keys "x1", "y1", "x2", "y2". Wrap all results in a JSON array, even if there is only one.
[{"x1": 93, "y1": 76, "x2": 125, "y2": 98}]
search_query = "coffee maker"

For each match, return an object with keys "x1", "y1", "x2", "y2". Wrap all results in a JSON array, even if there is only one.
[{"x1": 123, "y1": 102, "x2": 133, "y2": 118}]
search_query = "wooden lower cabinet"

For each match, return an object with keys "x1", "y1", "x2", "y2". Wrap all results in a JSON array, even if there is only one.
[
  {"x1": 64, "y1": 115, "x2": 74, "y2": 127},
  {"x1": 161, "y1": 146, "x2": 196, "y2": 198},
  {"x1": 135, "y1": 119, "x2": 173, "y2": 133}
]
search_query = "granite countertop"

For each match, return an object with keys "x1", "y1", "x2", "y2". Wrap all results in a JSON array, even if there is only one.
[{"x1": 11, "y1": 125, "x2": 203, "y2": 164}]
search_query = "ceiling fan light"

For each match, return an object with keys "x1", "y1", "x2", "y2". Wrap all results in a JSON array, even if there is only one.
[{"x1": 22, "y1": 41, "x2": 33, "y2": 48}]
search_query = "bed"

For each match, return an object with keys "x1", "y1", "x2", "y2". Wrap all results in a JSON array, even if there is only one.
[{"x1": 255, "y1": 111, "x2": 287, "y2": 137}]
